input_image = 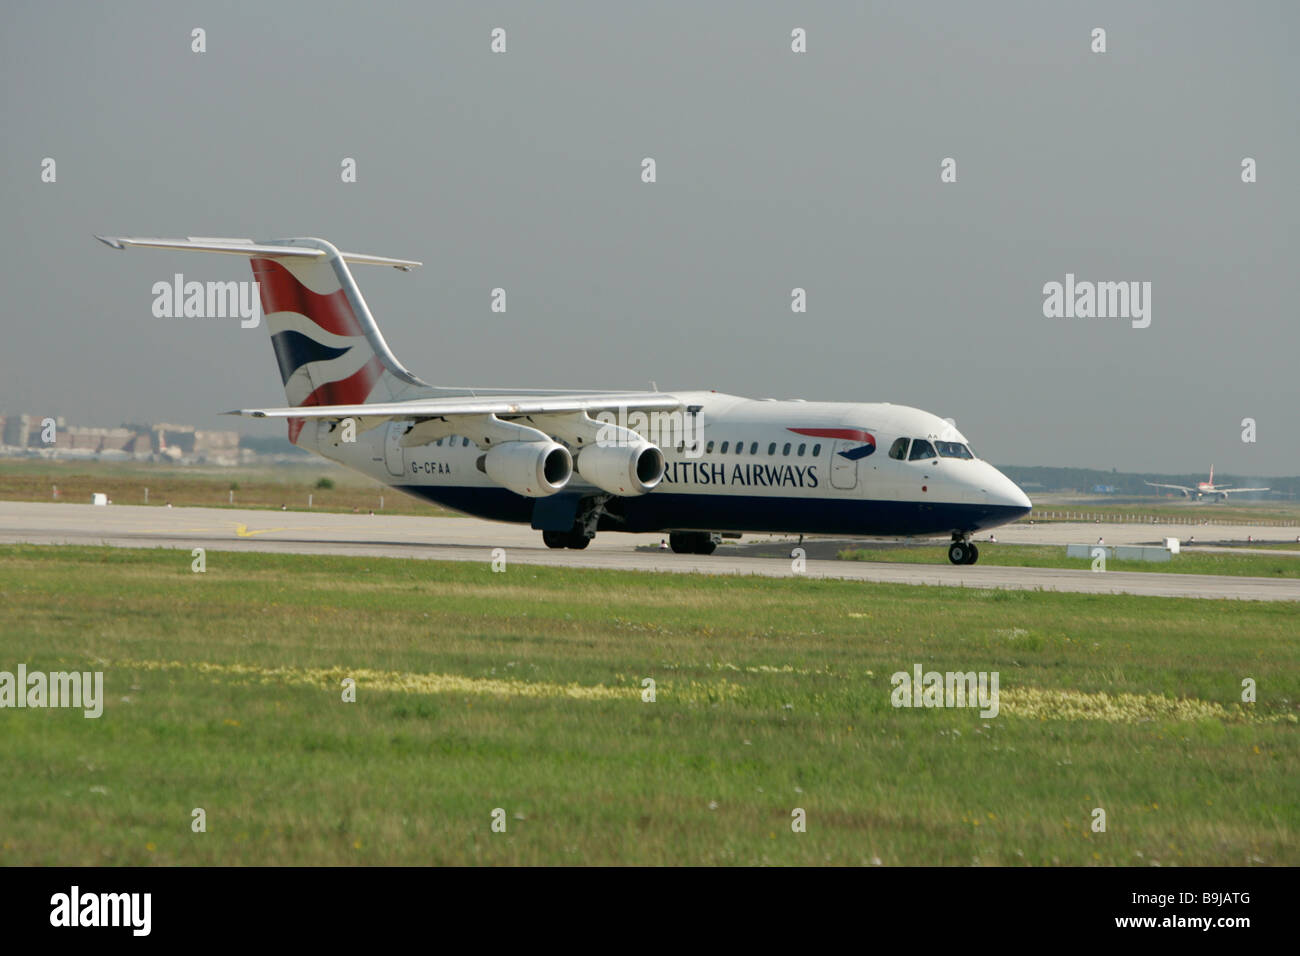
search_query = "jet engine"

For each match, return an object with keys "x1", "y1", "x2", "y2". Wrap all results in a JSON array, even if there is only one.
[
  {"x1": 479, "y1": 441, "x2": 573, "y2": 497},
  {"x1": 576, "y1": 441, "x2": 665, "y2": 496}
]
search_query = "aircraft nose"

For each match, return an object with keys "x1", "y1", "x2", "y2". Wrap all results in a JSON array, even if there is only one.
[{"x1": 990, "y1": 470, "x2": 1032, "y2": 514}]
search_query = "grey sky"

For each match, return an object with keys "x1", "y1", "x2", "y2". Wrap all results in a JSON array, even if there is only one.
[{"x1": 2, "y1": 1, "x2": 1295, "y2": 474}]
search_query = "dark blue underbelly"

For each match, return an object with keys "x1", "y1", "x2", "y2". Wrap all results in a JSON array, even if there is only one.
[{"x1": 393, "y1": 485, "x2": 1028, "y2": 536}]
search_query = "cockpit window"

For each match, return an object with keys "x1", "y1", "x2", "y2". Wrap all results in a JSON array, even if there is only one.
[
  {"x1": 888, "y1": 438, "x2": 909, "y2": 460},
  {"x1": 908, "y1": 439, "x2": 937, "y2": 461},
  {"x1": 935, "y1": 441, "x2": 973, "y2": 459}
]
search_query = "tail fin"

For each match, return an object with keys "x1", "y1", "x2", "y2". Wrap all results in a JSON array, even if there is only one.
[
  {"x1": 1208, "y1": 465, "x2": 1214, "y2": 486},
  {"x1": 96, "y1": 236, "x2": 431, "y2": 443}
]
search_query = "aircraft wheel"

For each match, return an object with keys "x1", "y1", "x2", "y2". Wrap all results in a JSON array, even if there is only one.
[
  {"x1": 948, "y1": 542, "x2": 968, "y2": 565},
  {"x1": 964, "y1": 543, "x2": 980, "y2": 565},
  {"x1": 567, "y1": 532, "x2": 591, "y2": 550},
  {"x1": 543, "y1": 531, "x2": 568, "y2": 549},
  {"x1": 669, "y1": 532, "x2": 693, "y2": 554},
  {"x1": 696, "y1": 537, "x2": 717, "y2": 556}
]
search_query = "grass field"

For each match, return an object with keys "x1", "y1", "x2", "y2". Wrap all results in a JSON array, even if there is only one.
[
  {"x1": 838, "y1": 544, "x2": 1300, "y2": 579},
  {"x1": 1, "y1": 544, "x2": 1295, "y2": 866},
  {"x1": 0, "y1": 459, "x2": 456, "y2": 517}
]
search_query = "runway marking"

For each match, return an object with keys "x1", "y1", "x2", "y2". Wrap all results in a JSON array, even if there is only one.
[
  {"x1": 134, "y1": 527, "x2": 228, "y2": 535},
  {"x1": 233, "y1": 524, "x2": 289, "y2": 538}
]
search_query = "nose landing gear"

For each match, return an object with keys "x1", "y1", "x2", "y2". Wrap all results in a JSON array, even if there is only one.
[{"x1": 948, "y1": 535, "x2": 979, "y2": 565}]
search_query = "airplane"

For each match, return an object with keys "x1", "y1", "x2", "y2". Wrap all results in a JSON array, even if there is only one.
[
  {"x1": 96, "y1": 235, "x2": 1032, "y2": 565},
  {"x1": 1145, "y1": 467, "x2": 1268, "y2": 502}
]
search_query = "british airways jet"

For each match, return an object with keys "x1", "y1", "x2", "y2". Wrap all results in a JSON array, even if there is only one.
[{"x1": 97, "y1": 235, "x2": 1032, "y2": 565}]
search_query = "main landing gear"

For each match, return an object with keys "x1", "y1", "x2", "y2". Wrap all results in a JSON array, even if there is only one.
[
  {"x1": 542, "y1": 530, "x2": 590, "y2": 550},
  {"x1": 542, "y1": 495, "x2": 609, "y2": 550},
  {"x1": 669, "y1": 531, "x2": 718, "y2": 555},
  {"x1": 948, "y1": 534, "x2": 979, "y2": 565}
]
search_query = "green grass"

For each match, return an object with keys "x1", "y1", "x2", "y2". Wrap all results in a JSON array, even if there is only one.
[
  {"x1": 838, "y1": 544, "x2": 1300, "y2": 579},
  {"x1": 0, "y1": 544, "x2": 1295, "y2": 866},
  {"x1": 0, "y1": 459, "x2": 457, "y2": 516}
]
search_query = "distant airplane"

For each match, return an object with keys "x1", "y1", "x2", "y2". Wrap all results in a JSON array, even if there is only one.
[
  {"x1": 97, "y1": 235, "x2": 1032, "y2": 565},
  {"x1": 1146, "y1": 466, "x2": 1268, "y2": 502}
]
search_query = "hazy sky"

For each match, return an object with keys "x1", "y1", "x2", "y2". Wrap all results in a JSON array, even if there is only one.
[{"x1": 2, "y1": 1, "x2": 1295, "y2": 474}]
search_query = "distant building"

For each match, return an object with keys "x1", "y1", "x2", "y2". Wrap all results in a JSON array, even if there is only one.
[
  {"x1": 194, "y1": 429, "x2": 241, "y2": 464},
  {"x1": 54, "y1": 425, "x2": 142, "y2": 453},
  {"x1": 3, "y1": 413, "x2": 67, "y2": 449},
  {"x1": 152, "y1": 423, "x2": 196, "y2": 455},
  {"x1": 2, "y1": 411, "x2": 239, "y2": 463},
  {"x1": 3, "y1": 413, "x2": 36, "y2": 447}
]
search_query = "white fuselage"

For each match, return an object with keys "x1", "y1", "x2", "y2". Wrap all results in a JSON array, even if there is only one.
[{"x1": 303, "y1": 391, "x2": 1032, "y2": 538}]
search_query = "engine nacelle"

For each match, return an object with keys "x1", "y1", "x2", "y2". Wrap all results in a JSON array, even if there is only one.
[
  {"x1": 479, "y1": 441, "x2": 573, "y2": 497},
  {"x1": 576, "y1": 441, "x2": 665, "y2": 496}
]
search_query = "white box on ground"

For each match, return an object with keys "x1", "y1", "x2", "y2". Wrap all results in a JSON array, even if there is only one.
[
  {"x1": 1164, "y1": 537, "x2": 1180, "y2": 554},
  {"x1": 1067, "y1": 544, "x2": 1111, "y2": 560},
  {"x1": 1115, "y1": 545, "x2": 1170, "y2": 562},
  {"x1": 1066, "y1": 544, "x2": 1171, "y2": 563},
  {"x1": 91, "y1": 493, "x2": 108, "y2": 506}
]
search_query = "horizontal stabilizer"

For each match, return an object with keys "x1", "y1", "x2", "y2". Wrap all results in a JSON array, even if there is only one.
[{"x1": 94, "y1": 235, "x2": 422, "y2": 271}]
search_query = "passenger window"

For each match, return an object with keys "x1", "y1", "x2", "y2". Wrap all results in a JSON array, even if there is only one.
[
  {"x1": 750, "y1": 442, "x2": 758, "y2": 454},
  {"x1": 797, "y1": 443, "x2": 806, "y2": 456},
  {"x1": 720, "y1": 441, "x2": 729, "y2": 453},
  {"x1": 706, "y1": 441, "x2": 714, "y2": 454},
  {"x1": 909, "y1": 439, "x2": 937, "y2": 461},
  {"x1": 782, "y1": 442, "x2": 791, "y2": 456},
  {"x1": 888, "y1": 438, "x2": 909, "y2": 460},
  {"x1": 767, "y1": 442, "x2": 776, "y2": 455},
  {"x1": 812, "y1": 443, "x2": 821, "y2": 456}
]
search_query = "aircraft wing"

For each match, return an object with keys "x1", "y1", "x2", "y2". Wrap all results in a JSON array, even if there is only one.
[
  {"x1": 227, "y1": 393, "x2": 683, "y2": 421},
  {"x1": 1145, "y1": 481, "x2": 1193, "y2": 493},
  {"x1": 228, "y1": 392, "x2": 691, "y2": 450},
  {"x1": 1216, "y1": 486, "x2": 1269, "y2": 495}
]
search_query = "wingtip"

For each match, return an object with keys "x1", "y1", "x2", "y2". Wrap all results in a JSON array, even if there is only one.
[{"x1": 95, "y1": 235, "x2": 126, "y2": 250}]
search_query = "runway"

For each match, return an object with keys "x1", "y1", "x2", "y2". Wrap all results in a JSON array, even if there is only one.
[{"x1": 2, "y1": 501, "x2": 1298, "y2": 602}]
